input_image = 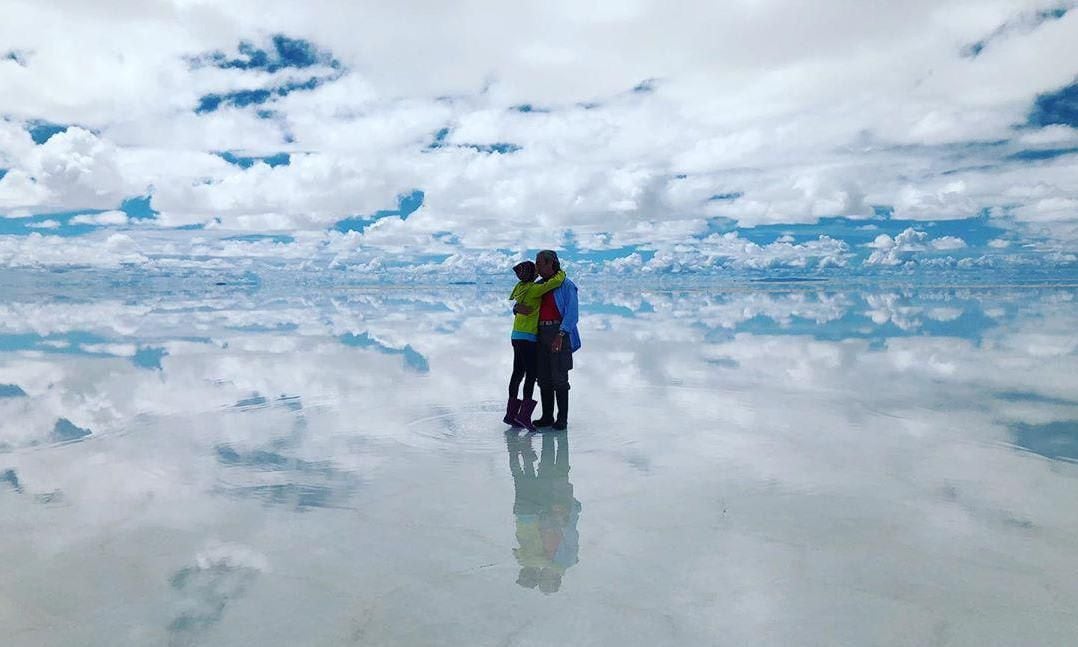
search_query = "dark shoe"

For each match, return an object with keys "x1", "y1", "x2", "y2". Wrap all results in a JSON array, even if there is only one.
[
  {"x1": 533, "y1": 388, "x2": 555, "y2": 427},
  {"x1": 513, "y1": 399, "x2": 538, "y2": 432},
  {"x1": 552, "y1": 389, "x2": 568, "y2": 430},
  {"x1": 503, "y1": 397, "x2": 522, "y2": 426}
]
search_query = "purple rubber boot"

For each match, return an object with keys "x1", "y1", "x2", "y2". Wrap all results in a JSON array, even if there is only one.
[
  {"x1": 512, "y1": 399, "x2": 539, "y2": 432},
  {"x1": 503, "y1": 398, "x2": 522, "y2": 426}
]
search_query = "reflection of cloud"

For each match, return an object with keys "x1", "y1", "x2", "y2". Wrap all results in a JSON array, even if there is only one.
[
  {"x1": 168, "y1": 543, "x2": 267, "y2": 645},
  {"x1": 0, "y1": 286, "x2": 1064, "y2": 453},
  {"x1": 864, "y1": 293, "x2": 923, "y2": 330},
  {"x1": 339, "y1": 332, "x2": 429, "y2": 372},
  {"x1": 0, "y1": 285, "x2": 1074, "y2": 643},
  {"x1": 926, "y1": 306, "x2": 964, "y2": 322},
  {"x1": 1012, "y1": 421, "x2": 1078, "y2": 462},
  {"x1": 51, "y1": 418, "x2": 91, "y2": 442},
  {"x1": 0, "y1": 383, "x2": 27, "y2": 397},
  {"x1": 1, "y1": 468, "x2": 22, "y2": 493},
  {"x1": 214, "y1": 442, "x2": 359, "y2": 511}
]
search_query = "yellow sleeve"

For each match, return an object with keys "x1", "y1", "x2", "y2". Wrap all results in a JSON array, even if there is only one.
[
  {"x1": 527, "y1": 270, "x2": 565, "y2": 298},
  {"x1": 509, "y1": 281, "x2": 529, "y2": 300}
]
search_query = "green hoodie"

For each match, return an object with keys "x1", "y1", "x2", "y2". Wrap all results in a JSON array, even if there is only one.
[{"x1": 509, "y1": 270, "x2": 566, "y2": 340}]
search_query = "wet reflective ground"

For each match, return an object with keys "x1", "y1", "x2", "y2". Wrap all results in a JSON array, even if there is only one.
[{"x1": 1, "y1": 285, "x2": 1077, "y2": 646}]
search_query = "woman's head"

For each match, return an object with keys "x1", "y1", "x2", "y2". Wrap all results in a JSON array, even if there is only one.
[{"x1": 513, "y1": 260, "x2": 536, "y2": 282}]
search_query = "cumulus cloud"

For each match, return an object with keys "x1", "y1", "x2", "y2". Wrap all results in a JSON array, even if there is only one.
[
  {"x1": 0, "y1": 0, "x2": 1076, "y2": 270},
  {"x1": 70, "y1": 210, "x2": 128, "y2": 226},
  {"x1": 866, "y1": 228, "x2": 929, "y2": 266},
  {"x1": 864, "y1": 227, "x2": 977, "y2": 266},
  {"x1": 931, "y1": 236, "x2": 968, "y2": 251}
]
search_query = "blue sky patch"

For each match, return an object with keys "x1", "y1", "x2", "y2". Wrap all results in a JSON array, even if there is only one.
[
  {"x1": 1006, "y1": 147, "x2": 1078, "y2": 161},
  {"x1": 1028, "y1": 81, "x2": 1078, "y2": 127},
  {"x1": 427, "y1": 127, "x2": 451, "y2": 149},
  {"x1": 26, "y1": 120, "x2": 69, "y2": 144},
  {"x1": 196, "y1": 77, "x2": 337, "y2": 113},
  {"x1": 0, "y1": 200, "x2": 152, "y2": 236},
  {"x1": 425, "y1": 127, "x2": 521, "y2": 154},
  {"x1": 192, "y1": 35, "x2": 341, "y2": 73},
  {"x1": 120, "y1": 195, "x2": 158, "y2": 220},
  {"x1": 0, "y1": 210, "x2": 104, "y2": 237},
  {"x1": 192, "y1": 35, "x2": 344, "y2": 114},
  {"x1": 462, "y1": 143, "x2": 521, "y2": 154},
  {"x1": 333, "y1": 189, "x2": 424, "y2": 233},
  {"x1": 197, "y1": 88, "x2": 271, "y2": 113},
  {"x1": 216, "y1": 151, "x2": 291, "y2": 168}
]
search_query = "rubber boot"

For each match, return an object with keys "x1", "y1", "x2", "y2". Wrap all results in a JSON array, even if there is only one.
[
  {"x1": 552, "y1": 389, "x2": 569, "y2": 430},
  {"x1": 533, "y1": 388, "x2": 556, "y2": 428},
  {"x1": 513, "y1": 399, "x2": 538, "y2": 432},
  {"x1": 503, "y1": 397, "x2": 522, "y2": 426}
]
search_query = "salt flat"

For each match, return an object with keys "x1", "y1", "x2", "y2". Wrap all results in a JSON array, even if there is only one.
[{"x1": 1, "y1": 284, "x2": 1076, "y2": 646}]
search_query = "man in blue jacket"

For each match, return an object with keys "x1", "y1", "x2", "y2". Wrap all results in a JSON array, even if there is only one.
[{"x1": 529, "y1": 249, "x2": 580, "y2": 430}]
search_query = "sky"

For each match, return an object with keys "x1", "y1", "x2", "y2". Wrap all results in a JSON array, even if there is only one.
[{"x1": 1, "y1": 0, "x2": 1077, "y2": 277}]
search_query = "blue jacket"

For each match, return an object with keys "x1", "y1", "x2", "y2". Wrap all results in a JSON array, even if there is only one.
[{"x1": 553, "y1": 278, "x2": 581, "y2": 353}]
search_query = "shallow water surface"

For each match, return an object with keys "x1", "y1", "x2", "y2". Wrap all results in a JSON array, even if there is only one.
[{"x1": 1, "y1": 285, "x2": 1077, "y2": 646}]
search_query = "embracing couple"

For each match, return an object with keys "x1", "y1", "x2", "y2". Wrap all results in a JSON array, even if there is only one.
[{"x1": 502, "y1": 249, "x2": 580, "y2": 432}]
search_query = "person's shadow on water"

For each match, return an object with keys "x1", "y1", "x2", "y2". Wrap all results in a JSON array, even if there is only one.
[{"x1": 505, "y1": 430, "x2": 581, "y2": 594}]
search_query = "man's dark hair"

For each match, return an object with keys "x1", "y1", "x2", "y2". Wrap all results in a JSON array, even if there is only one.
[{"x1": 536, "y1": 249, "x2": 560, "y2": 273}]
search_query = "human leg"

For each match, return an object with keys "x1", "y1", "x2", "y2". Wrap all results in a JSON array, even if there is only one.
[
  {"x1": 504, "y1": 341, "x2": 530, "y2": 426},
  {"x1": 533, "y1": 325, "x2": 559, "y2": 427},
  {"x1": 511, "y1": 341, "x2": 540, "y2": 431},
  {"x1": 549, "y1": 339, "x2": 572, "y2": 430},
  {"x1": 509, "y1": 340, "x2": 530, "y2": 398}
]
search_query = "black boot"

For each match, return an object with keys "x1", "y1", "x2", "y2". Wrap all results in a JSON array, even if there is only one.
[
  {"x1": 533, "y1": 387, "x2": 556, "y2": 428},
  {"x1": 552, "y1": 389, "x2": 569, "y2": 430}
]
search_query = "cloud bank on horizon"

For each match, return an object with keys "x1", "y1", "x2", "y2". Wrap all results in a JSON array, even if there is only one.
[{"x1": 0, "y1": 0, "x2": 1076, "y2": 277}]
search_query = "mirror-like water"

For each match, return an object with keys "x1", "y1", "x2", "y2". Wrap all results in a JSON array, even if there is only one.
[{"x1": 1, "y1": 285, "x2": 1076, "y2": 646}]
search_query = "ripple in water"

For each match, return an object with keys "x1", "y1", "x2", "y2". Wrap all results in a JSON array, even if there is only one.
[{"x1": 403, "y1": 400, "x2": 519, "y2": 454}]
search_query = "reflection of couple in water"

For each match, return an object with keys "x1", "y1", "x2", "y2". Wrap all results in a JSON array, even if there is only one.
[{"x1": 506, "y1": 429, "x2": 580, "y2": 594}]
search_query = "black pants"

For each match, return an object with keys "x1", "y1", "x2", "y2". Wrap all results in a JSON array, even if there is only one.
[
  {"x1": 509, "y1": 339, "x2": 538, "y2": 399},
  {"x1": 536, "y1": 324, "x2": 572, "y2": 391}
]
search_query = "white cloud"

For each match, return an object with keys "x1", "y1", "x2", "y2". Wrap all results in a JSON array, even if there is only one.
[
  {"x1": 0, "y1": 0, "x2": 1076, "y2": 268},
  {"x1": 70, "y1": 210, "x2": 128, "y2": 226},
  {"x1": 866, "y1": 228, "x2": 928, "y2": 266},
  {"x1": 931, "y1": 235, "x2": 968, "y2": 250},
  {"x1": 864, "y1": 228, "x2": 979, "y2": 265}
]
